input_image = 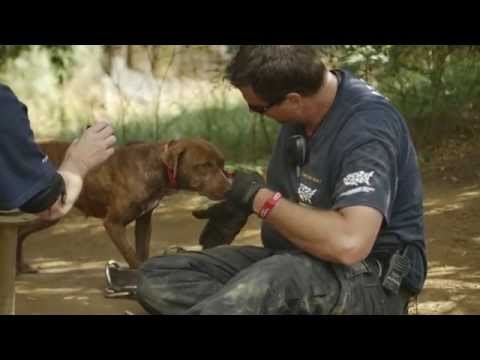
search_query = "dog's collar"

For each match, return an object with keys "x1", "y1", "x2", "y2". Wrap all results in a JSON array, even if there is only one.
[
  {"x1": 223, "y1": 169, "x2": 235, "y2": 179},
  {"x1": 162, "y1": 143, "x2": 178, "y2": 189},
  {"x1": 165, "y1": 164, "x2": 177, "y2": 189}
]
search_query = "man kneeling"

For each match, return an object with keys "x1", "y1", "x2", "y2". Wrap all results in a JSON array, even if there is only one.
[{"x1": 135, "y1": 46, "x2": 426, "y2": 315}]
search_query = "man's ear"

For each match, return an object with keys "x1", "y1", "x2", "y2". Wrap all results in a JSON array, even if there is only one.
[
  {"x1": 285, "y1": 92, "x2": 302, "y2": 108},
  {"x1": 161, "y1": 140, "x2": 185, "y2": 179}
]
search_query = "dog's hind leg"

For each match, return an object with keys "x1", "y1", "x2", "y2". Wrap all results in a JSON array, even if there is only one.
[
  {"x1": 135, "y1": 210, "x2": 153, "y2": 262},
  {"x1": 16, "y1": 219, "x2": 61, "y2": 274},
  {"x1": 104, "y1": 218, "x2": 141, "y2": 269}
]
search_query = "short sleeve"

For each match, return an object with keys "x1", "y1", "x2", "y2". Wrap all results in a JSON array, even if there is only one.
[
  {"x1": 0, "y1": 84, "x2": 57, "y2": 210},
  {"x1": 331, "y1": 109, "x2": 401, "y2": 223}
]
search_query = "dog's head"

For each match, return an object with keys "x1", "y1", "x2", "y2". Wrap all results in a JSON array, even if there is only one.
[{"x1": 160, "y1": 138, "x2": 231, "y2": 200}]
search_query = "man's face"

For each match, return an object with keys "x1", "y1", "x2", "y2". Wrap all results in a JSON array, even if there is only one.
[{"x1": 238, "y1": 86, "x2": 301, "y2": 124}]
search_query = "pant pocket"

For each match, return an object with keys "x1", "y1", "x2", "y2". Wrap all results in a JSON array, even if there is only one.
[
  {"x1": 331, "y1": 260, "x2": 385, "y2": 314},
  {"x1": 344, "y1": 261, "x2": 371, "y2": 279}
]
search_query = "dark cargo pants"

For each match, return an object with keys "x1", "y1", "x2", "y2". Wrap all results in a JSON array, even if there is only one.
[{"x1": 136, "y1": 245, "x2": 411, "y2": 315}]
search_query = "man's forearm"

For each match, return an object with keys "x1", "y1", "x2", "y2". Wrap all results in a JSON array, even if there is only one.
[
  {"x1": 35, "y1": 164, "x2": 84, "y2": 221},
  {"x1": 253, "y1": 189, "x2": 372, "y2": 265}
]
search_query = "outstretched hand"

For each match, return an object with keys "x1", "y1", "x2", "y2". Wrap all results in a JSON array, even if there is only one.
[{"x1": 225, "y1": 171, "x2": 266, "y2": 212}]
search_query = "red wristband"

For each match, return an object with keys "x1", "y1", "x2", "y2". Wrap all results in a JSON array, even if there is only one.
[{"x1": 258, "y1": 192, "x2": 283, "y2": 219}]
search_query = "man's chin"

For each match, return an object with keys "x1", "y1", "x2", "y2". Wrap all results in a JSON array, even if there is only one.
[
  {"x1": 273, "y1": 118, "x2": 298, "y2": 125},
  {"x1": 269, "y1": 117, "x2": 288, "y2": 124}
]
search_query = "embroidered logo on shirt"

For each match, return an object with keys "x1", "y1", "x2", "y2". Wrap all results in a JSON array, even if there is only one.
[
  {"x1": 297, "y1": 183, "x2": 318, "y2": 204},
  {"x1": 343, "y1": 171, "x2": 375, "y2": 187},
  {"x1": 301, "y1": 173, "x2": 322, "y2": 184},
  {"x1": 41, "y1": 155, "x2": 49, "y2": 164}
]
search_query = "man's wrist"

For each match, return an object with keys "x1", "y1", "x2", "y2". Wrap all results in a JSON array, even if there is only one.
[
  {"x1": 59, "y1": 157, "x2": 88, "y2": 179},
  {"x1": 253, "y1": 188, "x2": 275, "y2": 214}
]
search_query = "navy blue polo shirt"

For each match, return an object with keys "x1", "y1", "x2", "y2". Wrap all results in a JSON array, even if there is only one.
[
  {"x1": 262, "y1": 70, "x2": 427, "y2": 294},
  {"x1": 0, "y1": 83, "x2": 57, "y2": 210}
]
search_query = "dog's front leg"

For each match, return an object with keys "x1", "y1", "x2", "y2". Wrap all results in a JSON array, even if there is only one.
[
  {"x1": 103, "y1": 219, "x2": 141, "y2": 268},
  {"x1": 135, "y1": 210, "x2": 153, "y2": 262}
]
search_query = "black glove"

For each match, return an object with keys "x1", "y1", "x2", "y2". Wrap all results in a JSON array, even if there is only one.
[
  {"x1": 192, "y1": 201, "x2": 251, "y2": 249},
  {"x1": 226, "y1": 171, "x2": 266, "y2": 212}
]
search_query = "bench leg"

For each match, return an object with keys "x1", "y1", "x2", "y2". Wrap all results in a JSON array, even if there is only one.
[{"x1": 0, "y1": 225, "x2": 18, "y2": 315}]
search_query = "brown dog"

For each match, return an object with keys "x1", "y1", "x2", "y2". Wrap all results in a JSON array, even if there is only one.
[{"x1": 17, "y1": 138, "x2": 231, "y2": 273}]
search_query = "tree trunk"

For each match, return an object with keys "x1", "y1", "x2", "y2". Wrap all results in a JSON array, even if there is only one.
[{"x1": 127, "y1": 45, "x2": 152, "y2": 75}]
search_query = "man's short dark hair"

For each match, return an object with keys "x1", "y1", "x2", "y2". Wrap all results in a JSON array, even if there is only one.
[{"x1": 225, "y1": 45, "x2": 327, "y2": 104}]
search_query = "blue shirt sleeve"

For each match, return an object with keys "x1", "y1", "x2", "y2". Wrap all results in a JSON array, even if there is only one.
[
  {"x1": 331, "y1": 110, "x2": 400, "y2": 224},
  {"x1": 0, "y1": 84, "x2": 58, "y2": 210}
]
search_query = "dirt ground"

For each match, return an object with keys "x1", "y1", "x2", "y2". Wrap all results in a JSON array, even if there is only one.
[
  {"x1": 14, "y1": 143, "x2": 480, "y2": 315},
  {"x1": 15, "y1": 194, "x2": 264, "y2": 315}
]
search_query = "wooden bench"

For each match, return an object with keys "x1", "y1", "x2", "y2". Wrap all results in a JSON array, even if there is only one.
[{"x1": 0, "y1": 211, "x2": 36, "y2": 315}]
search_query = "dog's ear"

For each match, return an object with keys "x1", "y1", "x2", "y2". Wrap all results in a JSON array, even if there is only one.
[{"x1": 161, "y1": 140, "x2": 185, "y2": 179}]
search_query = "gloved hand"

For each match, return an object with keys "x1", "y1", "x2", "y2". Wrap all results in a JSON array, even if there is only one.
[
  {"x1": 192, "y1": 201, "x2": 251, "y2": 249},
  {"x1": 225, "y1": 171, "x2": 266, "y2": 213}
]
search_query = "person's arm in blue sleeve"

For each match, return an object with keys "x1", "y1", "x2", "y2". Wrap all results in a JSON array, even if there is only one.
[{"x1": 0, "y1": 83, "x2": 116, "y2": 220}]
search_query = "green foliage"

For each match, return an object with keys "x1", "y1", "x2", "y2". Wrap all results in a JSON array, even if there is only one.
[
  {"x1": 3, "y1": 45, "x2": 480, "y2": 164},
  {"x1": 42, "y1": 45, "x2": 75, "y2": 84},
  {"x1": 0, "y1": 46, "x2": 30, "y2": 68},
  {"x1": 56, "y1": 103, "x2": 279, "y2": 165},
  {"x1": 317, "y1": 45, "x2": 480, "y2": 149},
  {"x1": 0, "y1": 45, "x2": 74, "y2": 84}
]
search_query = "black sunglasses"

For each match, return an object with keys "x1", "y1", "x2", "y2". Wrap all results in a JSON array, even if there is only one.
[{"x1": 247, "y1": 96, "x2": 285, "y2": 114}]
